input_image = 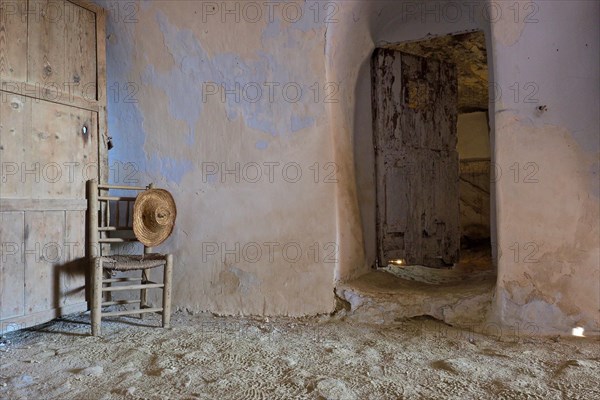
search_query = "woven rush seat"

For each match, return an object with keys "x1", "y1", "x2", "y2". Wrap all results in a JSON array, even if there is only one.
[{"x1": 100, "y1": 254, "x2": 167, "y2": 271}]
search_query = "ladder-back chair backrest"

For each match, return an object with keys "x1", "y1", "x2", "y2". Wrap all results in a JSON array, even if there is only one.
[{"x1": 86, "y1": 180, "x2": 154, "y2": 259}]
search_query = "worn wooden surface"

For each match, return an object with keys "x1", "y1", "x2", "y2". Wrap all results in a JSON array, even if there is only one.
[
  {"x1": 66, "y1": 1, "x2": 97, "y2": 101},
  {"x1": 0, "y1": 0, "x2": 28, "y2": 82},
  {"x1": 372, "y1": 49, "x2": 460, "y2": 267},
  {"x1": 23, "y1": 211, "x2": 64, "y2": 314},
  {"x1": 1, "y1": 0, "x2": 101, "y2": 111},
  {"x1": 27, "y1": 0, "x2": 67, "y2": 92},
  {"x1": 0, "y1": 93, "x2": 33, "y2": 199},
  {"x1": 1, "y1": 94, "x2": 96, "y2": 198},
  {"x1": 0, "y1": 212, "x2": 25, "y2": 320},
  {"x1": 26, "y1": 0, "x2": 97, "y2": 102},
  {"x1": 63, "y1": 210, "x2": 87, "y2": 306},
  {"x1": 0, "y1": 0, "x2": 106, "y2": 330}
]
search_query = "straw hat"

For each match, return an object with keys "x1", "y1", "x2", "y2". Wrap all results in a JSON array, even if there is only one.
[{"x1": 133, "y1": 189, "x2": 177, "y2": 247}]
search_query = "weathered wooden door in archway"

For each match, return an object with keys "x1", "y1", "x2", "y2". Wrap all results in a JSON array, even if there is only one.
[{"x1": 372, "y1": 48, "x2": 459, "y2": 268}]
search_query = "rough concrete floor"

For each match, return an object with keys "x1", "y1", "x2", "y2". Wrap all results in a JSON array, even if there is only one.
[{"x1": 1, "y1": 312, "x2": 598, "y2": 399}]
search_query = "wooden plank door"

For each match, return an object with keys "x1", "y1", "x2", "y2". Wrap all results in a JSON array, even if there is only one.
[
  {"x1": 0, "y1": 0, "x2": 106, "y2": 332},
  {"x1": 372, "y1": 49, "x2": 459, "y2": 268}
]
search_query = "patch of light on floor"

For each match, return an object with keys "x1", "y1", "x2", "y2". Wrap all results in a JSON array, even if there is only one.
[{"x1": 388, "y1": 259, "x2": 405, "y2": 266}]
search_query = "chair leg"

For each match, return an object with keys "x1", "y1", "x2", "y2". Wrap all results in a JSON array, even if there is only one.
[
  {"x1": 162, "y1": 254, "x2": 173, "y2": 328},
  {"x1": 105, "y1": 271, "x2": 112, "y2": 303},
  {"x1": 91, "y1": 258, "x2": 103, "y2": 336},
  {"x1": 140, "y1": 270, "x2": 148, "y2": 319}
]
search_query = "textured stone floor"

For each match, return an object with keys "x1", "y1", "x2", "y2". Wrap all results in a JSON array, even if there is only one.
[{"x1": 1, "y1": 312, "x2": 598, "y2": 399}]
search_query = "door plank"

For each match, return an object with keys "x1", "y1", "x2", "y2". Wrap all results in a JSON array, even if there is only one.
[
  {"x1": 24, "y1": 210, "x2": 64, "y2": 314},
  {"x1": 0, "y1": 212, "x2": 25, "y2": 320},
  {"x1": 30, "y1": 100, "x2": 96, "y2": 198},
  {"x1": 27, "y1": 0, "x2": 67, "y2": 90},
  {"x1": 62, "y1": 210, "x2": 86, "y2": 306},
  {"x1": 0, "y1": 92, "x2": 33, "y2": 198},
  {"x1": 64, "y1": 0, "x2": 97, "y2": 101},
  {"x1": 0, "y1": 0, "x2": 28, "y2": 82},
  {"x1": 0, "y1": 93, "x2": 98, "y2": 198}
]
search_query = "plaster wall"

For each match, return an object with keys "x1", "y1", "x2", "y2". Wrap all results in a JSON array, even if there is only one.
[
  {"x1": 94, "y1": 0, "x2": 337, "y2": 315},
  {"x1": 490, "y1": 0, "x2": 599, "y2": 334}
]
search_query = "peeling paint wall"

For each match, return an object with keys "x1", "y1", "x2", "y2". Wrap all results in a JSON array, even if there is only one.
[
  {"x1": 94, "y1": 0, "x2": 337, "y2": 316},
  {"x1": 490, "y1": 0, "x2": 599, "y2": 334}
]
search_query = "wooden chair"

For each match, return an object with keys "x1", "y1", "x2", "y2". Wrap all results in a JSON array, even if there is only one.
[{"x1": 87, "y1": 179, "x2": 173, "y2": 336}]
